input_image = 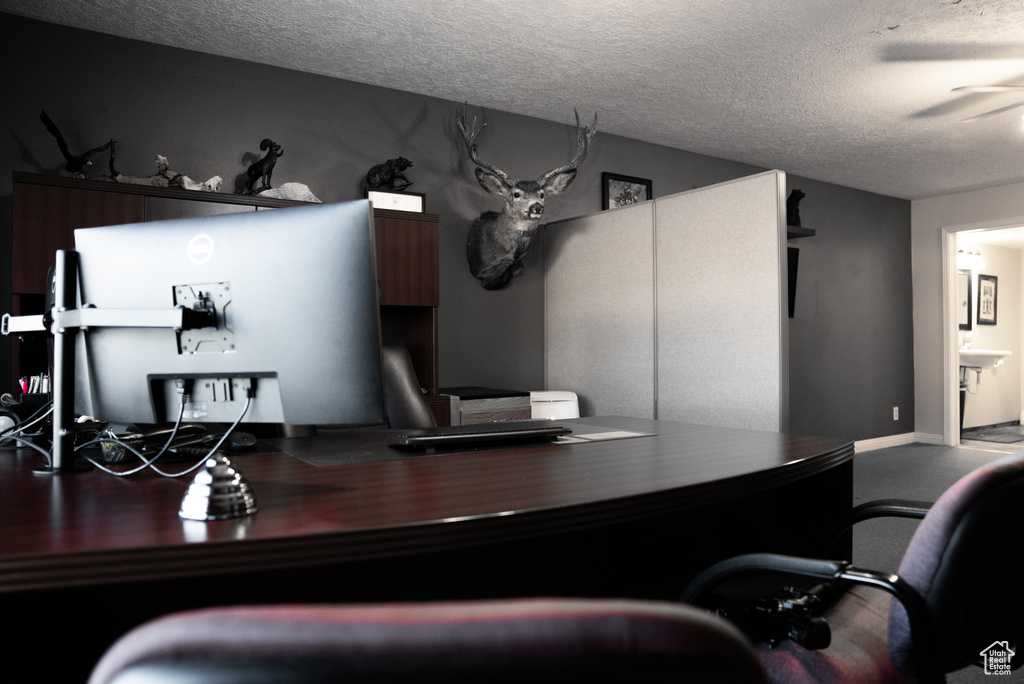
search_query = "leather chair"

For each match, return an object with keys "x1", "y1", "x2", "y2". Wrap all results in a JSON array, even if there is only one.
[
  {"x1": 381, "y1": 342, "x2": 436, "y2": 429},
  {"x1": 86, "y1": 597, "x2": 767, "y2": 683},
  {"x1": 681, "y1": 451, "x2": 1024, "y2": 684}
]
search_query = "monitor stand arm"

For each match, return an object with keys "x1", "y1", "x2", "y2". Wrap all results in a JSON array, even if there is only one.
[{"x1": 2, "y1": 250, "x2": 215, "y2": 473}]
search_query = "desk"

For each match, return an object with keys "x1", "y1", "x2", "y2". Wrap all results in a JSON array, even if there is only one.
[{"x1": 0, "y1": 416, "x2": 852, "y2": 680}]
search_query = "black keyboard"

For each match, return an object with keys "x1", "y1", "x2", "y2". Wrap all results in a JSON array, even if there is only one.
[{"x1": 387, "y1": 420, "x2": 572, "y2": 450}]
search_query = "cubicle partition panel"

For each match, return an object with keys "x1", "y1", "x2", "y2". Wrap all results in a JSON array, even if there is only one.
[
  {"x1": 545, "y1": 171, "x2": 789, "y2": 432},
  {"x1": 655, "y1": 172, "x2": 789, "y2": 432},
  {"x1": 544, "y1": 201, "x2": 656, "y2": 418}
]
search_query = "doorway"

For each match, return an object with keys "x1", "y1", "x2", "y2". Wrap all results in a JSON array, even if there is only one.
[{"x1": 944, "y1": 222, "x2": 1024, "y2": 447}]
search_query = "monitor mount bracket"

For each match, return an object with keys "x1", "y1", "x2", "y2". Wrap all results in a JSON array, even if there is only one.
[{"x1": 1, "y1": 250, "x2": 218, "y2": 473}]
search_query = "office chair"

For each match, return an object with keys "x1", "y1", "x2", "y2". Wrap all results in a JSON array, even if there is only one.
[
  {"x1": 86, "y1": 597, "x2": 768, "y2": 684},
  {"x1": 681, "y1": 451, "x2": 1024, "y2": 684},
  {"x1": 381, "y1": 342, "x2": 436, "y2": 429}
]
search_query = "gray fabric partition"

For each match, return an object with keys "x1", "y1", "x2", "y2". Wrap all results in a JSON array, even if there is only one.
[
  {"x1": 544, "y1": 201, "x2": 656, "y2": 419},
  {"x1": 655, "y1": 171, "x2": 788, "y2": 432},
  {"x1": 544, "y1": 171, "x2": 788, "y2": 432}
]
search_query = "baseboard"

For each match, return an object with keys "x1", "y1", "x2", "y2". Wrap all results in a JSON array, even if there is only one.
[
  {"x1": 854, "y1": 431, "x2": 939, "y2": 452},
  {"x1": 912, "y1": 432, "x2": 945, "y2": 446}
]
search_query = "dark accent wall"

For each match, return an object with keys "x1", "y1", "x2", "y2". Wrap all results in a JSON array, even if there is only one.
[
  {"x1": 785, "y1": 176, "x2": 914, "y2": 441},
  {"x1": 0, "y1": 13, "x2": 912, "y2": 441}
]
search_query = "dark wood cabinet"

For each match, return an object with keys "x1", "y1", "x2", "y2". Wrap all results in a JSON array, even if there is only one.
[
  {"x1": 372, "y1": 208, "x2": 442, "y2": 412},
  {"x1": 9, "y1": 172, "x2": 444, "y2": 421}
]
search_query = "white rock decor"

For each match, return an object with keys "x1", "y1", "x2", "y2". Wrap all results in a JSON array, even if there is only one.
[{"x1": 257, "y1": 182, "x2": 321, "y2": 203}]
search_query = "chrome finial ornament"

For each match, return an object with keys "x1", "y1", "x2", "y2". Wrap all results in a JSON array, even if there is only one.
[{"x1": 179, "y1": 453, "x2": 259, "y2": 521}]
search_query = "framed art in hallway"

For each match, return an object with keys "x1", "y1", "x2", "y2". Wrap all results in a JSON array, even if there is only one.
[{"x1": 978, "y1": 274, "x2": 997, "y2": 325}]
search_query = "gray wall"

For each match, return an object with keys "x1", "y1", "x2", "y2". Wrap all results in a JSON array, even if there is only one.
[
  {"x1": 0, "y1": 13, "x2": 913, "y2": 442},
  {"x1": 786, "y1": 175, "x2": 914, "y2": 441}
]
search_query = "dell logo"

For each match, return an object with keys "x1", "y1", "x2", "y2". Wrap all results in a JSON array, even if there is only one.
[{"x1": 188, "y1": 234, "x2": 214, "y2": 264}]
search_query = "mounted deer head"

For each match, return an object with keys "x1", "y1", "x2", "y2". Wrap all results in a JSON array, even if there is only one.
[{"x1": 456, "y1": 104, "x2": 597, "y2": 290}]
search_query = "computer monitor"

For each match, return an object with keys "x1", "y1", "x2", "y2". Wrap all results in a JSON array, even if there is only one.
[{"x1": 71, "y1": 200, "x2": 385, "y2": 428}]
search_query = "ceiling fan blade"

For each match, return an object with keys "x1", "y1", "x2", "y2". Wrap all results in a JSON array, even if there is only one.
[
  {"x1": 884, "y1": 42, "x2": 1023, "y2": 62},
  {"x1": 952, "y1": 85, "x2": 1024, "y2": 93},
  {"x1": 961, "y1": 99, "x2": 1024, "y2": 122}
]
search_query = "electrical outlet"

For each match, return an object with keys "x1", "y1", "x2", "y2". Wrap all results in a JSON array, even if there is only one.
[{"x1": 893, "y1": 406, "x2": 899, "y2": 421}]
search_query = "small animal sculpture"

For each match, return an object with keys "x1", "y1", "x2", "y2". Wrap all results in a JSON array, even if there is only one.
[
  {"x1": 366, "y1": 157, "x2": 414, "y2": 190},
  {"x1": 455, "y1": 104, "x2": 597, "y2": 290},
  {"x1": 787, "y1": 189, "x2": 806, "y2": 227},
  {"x1": 39, "y1": 110, "x2": 114, "y2": 177},
  {"x1": 244, "y1": 139, "x2": 283, "y2": 194}
]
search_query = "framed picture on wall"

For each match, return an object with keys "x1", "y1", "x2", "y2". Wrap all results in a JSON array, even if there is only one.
[
  {"x1": 978, "y1": 274, "x2": 998, "y2": 325},
  {"x1": 601, "y1": 173, "x2": 652, "y2": 210}
]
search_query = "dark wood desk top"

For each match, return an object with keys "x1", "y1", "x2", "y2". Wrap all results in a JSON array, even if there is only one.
[{"x1": 0, "y1": 416, "x2": 852, "y2": 594}]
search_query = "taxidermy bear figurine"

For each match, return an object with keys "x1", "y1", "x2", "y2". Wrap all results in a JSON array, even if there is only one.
[
  {"x1": 366, "y1": 157, "x2": 414, "y2": 190},
  {"x1": 455, "y1": 104, "x2": 597, "y2": 290}
]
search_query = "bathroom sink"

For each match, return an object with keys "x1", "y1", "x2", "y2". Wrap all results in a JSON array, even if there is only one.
[{"x1": 959, "y1": 349, "x2": 1012, "y2": 369}]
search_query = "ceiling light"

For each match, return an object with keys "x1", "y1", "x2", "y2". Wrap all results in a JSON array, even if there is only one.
[{"x1": 956, "y1": 247, "x2": 985, "y2": 271}]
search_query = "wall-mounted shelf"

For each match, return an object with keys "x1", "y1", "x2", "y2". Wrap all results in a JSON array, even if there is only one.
[{"x1": 787, "y1": 225, "x2": 816, "y2": 239}]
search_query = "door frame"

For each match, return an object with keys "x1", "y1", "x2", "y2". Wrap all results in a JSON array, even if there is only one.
[{"x1": 943, "y1": 217, "x2": 1024, "y2": 445}]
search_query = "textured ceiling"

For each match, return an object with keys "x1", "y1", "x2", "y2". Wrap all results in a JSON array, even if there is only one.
[{"x1": 4, "y1": 0, "x2": 1024, "y2": 200}]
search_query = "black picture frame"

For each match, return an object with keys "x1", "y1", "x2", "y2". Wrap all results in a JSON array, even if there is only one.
[
  {"x1": 602, "y1": 172, "x2": 652, "y2": 210},
  {"x1": 957, "y1": 269, "x2": 972, "y2": 331},
  {"x1": 978, "y1": 274, "x2": 998, "y2": 325}
]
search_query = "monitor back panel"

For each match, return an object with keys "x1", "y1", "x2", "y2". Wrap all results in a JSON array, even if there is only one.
[{"x1": 72, "y1": 201, "x2": 385, "y2": 426}]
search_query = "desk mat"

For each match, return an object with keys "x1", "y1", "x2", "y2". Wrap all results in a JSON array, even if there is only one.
[{"x1": 269, "y1": 424, "x2": 655, "y2": 467}]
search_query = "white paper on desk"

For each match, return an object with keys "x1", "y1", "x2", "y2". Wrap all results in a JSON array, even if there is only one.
[{"x1": 562, "y1": 430, "x2": 653, "y2": 442}]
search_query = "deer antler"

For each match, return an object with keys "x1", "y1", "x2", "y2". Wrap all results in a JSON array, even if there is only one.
[
  {"x1": 536, "y1": 108, "x2": 598, "y2": 186},
  {"x1": 455, "y1": 103, "x2": 515, "y2": 186}
]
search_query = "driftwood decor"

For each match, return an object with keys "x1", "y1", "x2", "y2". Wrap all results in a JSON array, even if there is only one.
[{"x1": 455, "y1": 104, "x2": 597, "y2": 290}]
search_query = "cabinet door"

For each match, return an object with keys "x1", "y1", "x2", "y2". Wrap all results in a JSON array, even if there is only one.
[
  {"x1": 13, "y1": 183, "x2": 144, "y2": 293},
  {"x1": 373, "y1": 210, "x2": 439, "y2": 306}
]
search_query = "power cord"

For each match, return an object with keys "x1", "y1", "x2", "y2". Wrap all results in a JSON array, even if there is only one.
[
  {"x1": 2, "y1": 379, "x2": 254, "y2": 478},
  {"x1": 77, "y1": 381, "x2": 253, "y2": 478},
  {"x1": 0, "y1": 402, "x2": 56, "y2": 463}
]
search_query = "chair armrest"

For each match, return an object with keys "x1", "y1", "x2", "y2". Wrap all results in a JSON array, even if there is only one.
[
  {"x1": 823, "y1": 498, "x2": 932, "y2": 556},
  {"x1": 680, "y1": 553, "x2": 941, "y2": 684},
  {"x1": 680, "y1": 553, "x2": 850, "y2": 605},
  {"x1": 846, "y1": 498, "x2": 931, "y2": 524}
]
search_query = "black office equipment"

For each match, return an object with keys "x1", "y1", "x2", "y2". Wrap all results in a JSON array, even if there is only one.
[{"x1": 387, "y1": 419, "x2": 571, "y2": 451}]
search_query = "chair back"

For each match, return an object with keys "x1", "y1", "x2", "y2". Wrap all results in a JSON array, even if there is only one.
[
  {"x1": 87, "y1": 598, "x2": 767, "y2": 683},
  {"x1": 382, "y1": 342, "x2": 436, "y2": 429},
  {"x1": 888, "y1": 452, "x2": 1024, "y2": 674}
]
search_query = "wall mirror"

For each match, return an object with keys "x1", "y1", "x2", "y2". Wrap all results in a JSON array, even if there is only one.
[{"x1": 957, "y1": 269, "x2": 972, "y2": 331}]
